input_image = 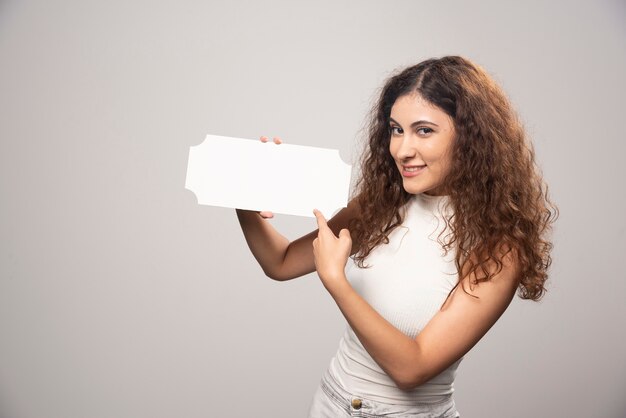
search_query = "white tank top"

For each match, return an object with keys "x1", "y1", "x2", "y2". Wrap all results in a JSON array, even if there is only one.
[{"x1": 327, "y1": 192, "x2": 463, "y2": 405}]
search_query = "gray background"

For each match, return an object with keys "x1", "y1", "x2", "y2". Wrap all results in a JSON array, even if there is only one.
[{"x1": 1, "y1": 0, "x2": 625, "y2": 417}]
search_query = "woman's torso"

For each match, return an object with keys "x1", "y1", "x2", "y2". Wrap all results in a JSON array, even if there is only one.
[{"x1": 327, "y1": 192, "x2": 462, "y2": 405}]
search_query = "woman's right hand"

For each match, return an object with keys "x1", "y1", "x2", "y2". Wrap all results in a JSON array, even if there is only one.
[{"x1": 257, "y1": 135, "x2": 283, "y2": 219}]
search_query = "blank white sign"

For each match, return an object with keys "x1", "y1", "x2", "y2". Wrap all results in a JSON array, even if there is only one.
[{"x1": 185, "y1": 135, "x2": 352, "y2": 218}]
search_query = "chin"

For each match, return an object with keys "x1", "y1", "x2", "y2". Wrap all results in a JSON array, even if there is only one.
[
  {"x1": 402, "y1": 180, "x2": 443, "y2": 196},
  {"x1": 402, "y1": 183, "x2": 428, "y2": 195}
]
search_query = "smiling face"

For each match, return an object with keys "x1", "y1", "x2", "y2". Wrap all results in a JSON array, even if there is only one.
[{"x1": 389, "y1": 93, "x2": 456, "y2": 196}]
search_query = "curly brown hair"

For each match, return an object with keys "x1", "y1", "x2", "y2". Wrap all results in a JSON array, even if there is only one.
[{"x1": 349, "y1": 56, "x2": 558, "y2": 301}]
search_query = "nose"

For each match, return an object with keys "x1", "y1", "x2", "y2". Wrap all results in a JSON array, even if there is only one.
[{"x1": 395, "y1": 136, "x2": 417, "y2": 161}]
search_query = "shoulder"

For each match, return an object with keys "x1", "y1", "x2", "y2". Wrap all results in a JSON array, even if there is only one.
[{"x1": 449, "y1": 244, "x2": 520, "y2": 308}]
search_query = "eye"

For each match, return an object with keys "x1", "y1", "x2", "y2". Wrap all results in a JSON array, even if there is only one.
[
  {"x1": 390, "y1": 125, "x2": 403, "y2": 136},
  {"x1": 416, "y1": 127, "x2": 434, "y2": 136}
]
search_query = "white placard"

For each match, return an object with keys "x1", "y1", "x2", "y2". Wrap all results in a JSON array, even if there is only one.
[{"x1": 185, "y1": 135, "x2": 352, "y2": 218}]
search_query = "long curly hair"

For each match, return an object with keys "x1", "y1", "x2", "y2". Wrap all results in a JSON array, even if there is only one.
[{"x1": 349, "y1": 56, "x2": 558, "y2": 301}]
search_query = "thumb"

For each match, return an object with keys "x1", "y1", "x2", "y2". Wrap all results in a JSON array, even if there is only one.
[{"x1": 339, "y1": 228, "x2": 351, "y2": 241}]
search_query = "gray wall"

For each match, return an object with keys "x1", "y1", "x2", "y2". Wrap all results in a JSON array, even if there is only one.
[{"x1": 1, "y1": 0, "x2": 625, "y2": 417}]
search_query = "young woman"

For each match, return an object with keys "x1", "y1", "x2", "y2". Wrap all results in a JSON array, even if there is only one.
[{"x1": 236, "y1": 56, "x2": 557, "y2": 417}]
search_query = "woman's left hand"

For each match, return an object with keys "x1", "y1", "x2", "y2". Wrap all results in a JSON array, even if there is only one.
[{"x1": 312, "y1": 209, "x2": 352, "y2": 294}]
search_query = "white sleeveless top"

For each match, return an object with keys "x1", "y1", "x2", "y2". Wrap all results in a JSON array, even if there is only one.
[{"x1": 327, "y1": 193, "x2": 463, "y2": 405}]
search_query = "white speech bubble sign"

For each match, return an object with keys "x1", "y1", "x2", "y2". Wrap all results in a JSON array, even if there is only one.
[{"x1": 185, "y1": 135, "x2": 352, "y2": 218}]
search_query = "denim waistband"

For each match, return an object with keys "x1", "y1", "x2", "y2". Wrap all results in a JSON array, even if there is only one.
[{"x1": 320, "y1": 368, "x2": 460, "y2": 417}]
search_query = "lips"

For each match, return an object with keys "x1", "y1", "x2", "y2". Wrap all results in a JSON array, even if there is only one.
[{"x1": 401, "y1": 164, "x2": 426, "y2": 177}]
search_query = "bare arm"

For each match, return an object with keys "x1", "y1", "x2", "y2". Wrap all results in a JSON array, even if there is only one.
[
  {"x1": 329, "y1": 257, "x2": 518, "y2": 389},
  {"x1": 236, "y1": 196, "x2": 359, "y2": 281}
]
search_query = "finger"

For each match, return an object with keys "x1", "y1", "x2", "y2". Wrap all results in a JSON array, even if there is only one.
[
  {"x1": 339, "y1": 228, "x2": 351, "y2": 240},
  {"x1": 260, "y1": 136, "x2": 269, "y2": 143},
  {"x1": 313, "y1": 209, "x2": 330, "y2": 231},
  {"x1": 259, "y1": 211, "x2": 274, "y2": 219},
  {"x1": 273, "y1": 136, "x2": 282, "y2": 144}
]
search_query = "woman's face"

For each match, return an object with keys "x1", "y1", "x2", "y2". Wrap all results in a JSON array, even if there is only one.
[{"x1": 389, "y1": 93, "x2": 456, "y2": 196}]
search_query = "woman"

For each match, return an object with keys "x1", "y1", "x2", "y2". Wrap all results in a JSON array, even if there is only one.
[{"x1": 236, "y1": 56, "x2": 557, "y2": 417}]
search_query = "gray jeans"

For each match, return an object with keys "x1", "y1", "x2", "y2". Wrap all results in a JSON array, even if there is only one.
[{"x1": 308, "y1": 370, "x2": 460, "y2": 418}]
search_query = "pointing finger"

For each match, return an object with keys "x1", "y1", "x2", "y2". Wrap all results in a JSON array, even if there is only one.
[{"x1": 313, "y1": 209, "x2": 329, "y2": 231}]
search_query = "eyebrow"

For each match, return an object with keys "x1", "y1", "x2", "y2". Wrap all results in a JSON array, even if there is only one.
[{"x1": 389, "y1": 117, "x2": 439, "y2": 128}]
